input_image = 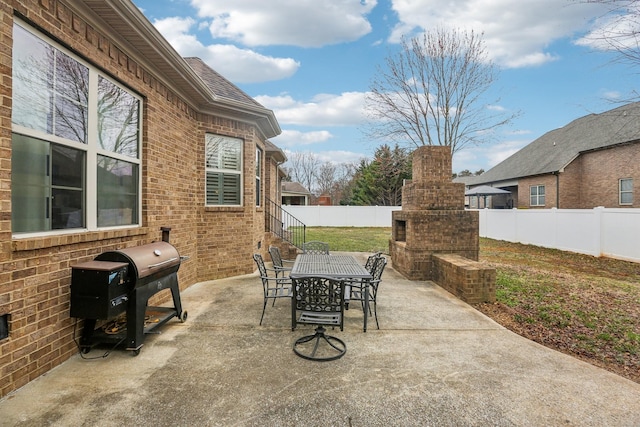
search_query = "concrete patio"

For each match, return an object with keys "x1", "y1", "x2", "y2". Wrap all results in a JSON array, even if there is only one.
[{"x1": 2, "y1": 252, "x2": 639, "y2": 426}]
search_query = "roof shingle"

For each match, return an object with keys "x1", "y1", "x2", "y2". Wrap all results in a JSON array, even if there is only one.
[
  {"x1": 470, "y1": 102, "x2": 640, "y2": 185},
  {"x1": 184, "y1": 57, "x2": 261, "y2": 106}
]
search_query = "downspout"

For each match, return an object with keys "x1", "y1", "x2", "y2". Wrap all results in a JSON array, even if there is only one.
[{"x1": 555, "y1": 171, "x2": 560, "y2": 208}]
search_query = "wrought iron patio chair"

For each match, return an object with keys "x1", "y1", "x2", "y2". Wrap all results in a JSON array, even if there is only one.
[
  {"x1": 349, "y1": 256, "x2": 387, "y2": 329},
  {"x1": 364, "y1": 251, "x2": 383, "y2": 272},
  {"x1": 345, "y1": 251, "x2": 382, "y2": 310},
  {"x1": 291, "y1": 275, "x2": 346, "y2": 361},
  {"x1": 268, "y1": 245, "x2": 295, "y2": 278},
  {"x1": 253, "y1": 254, "x2": 292, "y2": 326},
  {"x1": 302, "y1": 241, "x2": 330, "y2": 255}
]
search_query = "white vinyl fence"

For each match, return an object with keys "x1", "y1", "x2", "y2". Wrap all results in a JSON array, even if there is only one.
[
  {"x1": 283, "y1": 205, "x2": 640, "y2": 263},
  {"x1": 283, "y1": 205, "x2": 401, "y2": 227},
  {"x1": 477, "y1": 207, "x2": 640, "y2": 263}
]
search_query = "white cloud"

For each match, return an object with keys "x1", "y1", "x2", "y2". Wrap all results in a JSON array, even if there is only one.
[
  {"x1": 388, "y1": 0, "x2": 610, "y2": 68},
  {"x1": 487, "y1": 104, "x2": 506, "y2": 112},
  {"x1": 601, "y1": 90, "x2": 622, "y2": 100},
  {"x1": 190, "y1": 0, "x2": 377, "y2": 47},
  {"x1": 283, "y1": 149, "x2": 367, "y2": 165},
  {"x1": 486, "y1": 140, "x2": 529, "y2": 167},
  {"x1": 454, "y1": 138, "x2": 529, "y2": 172},
  {"x1": 576, "y1": 11, "x2": 640, "y2": 52},
  {"x1": 314, "y1": 150, "x2": 368, "y2": 164},
  {"x1": 255, "y1": 92, "x2": 368, "y2": 126},
  {"x1": 452, "y1": 149, "x2": 481, "y2": 173},
  {"x1": 507, "y1": 129, "x2": 533, "y2": 136},
  {"x1": 271, "y1": 130, "x2": 334, "y2": 148},
  {"x1": 152, "y1": 17, "x2": 299, "y2": 83}
]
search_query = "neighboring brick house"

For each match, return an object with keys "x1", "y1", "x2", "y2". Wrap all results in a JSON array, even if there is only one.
[
  {"x1": 467, "y1": 102, "x2": 640, "y2": 209},
  {"x1": 0, "y1": 0, "x2": 288, "y2": 397}
]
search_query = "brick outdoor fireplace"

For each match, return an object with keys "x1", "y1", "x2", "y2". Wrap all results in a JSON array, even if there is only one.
[
  {"x1": 389, "y1": 146, "x2": 490, "y2": 290},
  {"x1": 390, "y1": 146, "x2": 495, "y2": 303}
]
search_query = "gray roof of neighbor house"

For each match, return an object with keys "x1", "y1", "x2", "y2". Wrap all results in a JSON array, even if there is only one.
[
  {"x1": 68, "y1": 0, "x2": 280, "y2": 139},
  {"x1": 282, "y1": 182, "x2": 312, "y2": 195},
  {"x1": 468, "y1": 102, "x2": 640, "y2": 186}
]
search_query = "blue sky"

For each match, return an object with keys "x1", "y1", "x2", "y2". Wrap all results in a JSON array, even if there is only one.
[{"x1": 132, "y1": 0, "x2": 638, "y2": 174}]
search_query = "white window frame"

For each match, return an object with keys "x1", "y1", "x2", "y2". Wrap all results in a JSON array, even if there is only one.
[
  {"x1": 530, "y1": 185, "x2": 545, "y2": 207},
  {"x1": 11, "y1": 21, "x2": 142, "y2": 237},
  {"x1": 205, "y1": 134, "x2": 243, "y2": 206},
  {"x1": 619, "y1": 178, "x2": 633, "y2": 205},
  {"x1": 256, "y1": 147, "x2": 262, "y2": 207}
]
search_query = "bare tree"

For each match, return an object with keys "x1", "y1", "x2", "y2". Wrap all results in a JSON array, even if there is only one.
[
  {"x1": 285, "y1": 152, "x2": 321, "y2": 193},
  {"x1": 577, "y1": 1, "x2": 640, "y2": 65},
  {"x1": 318, "y1": 162, "x2": 358, "y2": 205},
  {"x1": 331, "y1": 163, "x2": 358, "y2": 205},
  {"x1": 316, "y1": 162, "x2": 338, "y2": 196},
  {"x1": 364, "y1": 27, "x2": 516, "y2": 155},
  {"x1": 283, "y1": 153, "x2": 357, "y2": 203}
]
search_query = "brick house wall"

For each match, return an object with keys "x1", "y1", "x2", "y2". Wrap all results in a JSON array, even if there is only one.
[
  {"x1": 517, "y1": 174, "x2": 558, "y2": 208},
  {"x1": 576, "y1": 143, "x2": 640, "y2": 208},
  {"x1": 516, "y1": 142, "x2": 640, "y2": 209},
  {"x1": 558, "y1": 158, "x2": 583, "y2": 209},
  {"x1": 0, "y1": 0, "x2": 279, "y2": 397}
]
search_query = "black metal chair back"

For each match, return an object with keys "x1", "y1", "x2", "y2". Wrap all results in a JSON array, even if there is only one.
[
  {"x1": 364, "y1": 251, "x2": 383, "y2": 272},
  {"x1": 370, "y1": 256, "x2": 387, "y2": 283},
  {"x1": 349, "y1": 255, "x2": 387, "y2": 329},
  {"x1": 367, "y1": 256, "x2": 387, "y2": 329},
  {"x1": 302, "y1": 241, "x2": 330, "y2": 255},
  {"x1": 253, "y1": 254, "x2": 292, "y2": 325},
  {"x1": 291, "y1": 275, "x2": 346, "y2": 361},
  {"x1": 291, "y1": 276, "x2": 345, "y2": 330},
  {"x1": 268, "y1": 245, "x2": 292, "y2": 277}
]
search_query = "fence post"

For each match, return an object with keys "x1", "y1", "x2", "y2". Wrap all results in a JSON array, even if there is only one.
[{"x1": 594, "y1": 206, "x2": 604, "y2": 257}]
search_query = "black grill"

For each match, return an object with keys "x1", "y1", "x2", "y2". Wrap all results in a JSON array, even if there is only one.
[{"x1": 70, "y1": 234, "x2": 187, "y2": 355}]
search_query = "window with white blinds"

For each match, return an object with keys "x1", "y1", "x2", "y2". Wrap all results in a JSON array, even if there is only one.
[{"x1": 205, "y1": 134, "x2": 243, "y2": 206}]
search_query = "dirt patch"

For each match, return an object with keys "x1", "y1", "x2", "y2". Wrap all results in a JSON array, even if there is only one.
[{"x1": 475, "y1": 238, "x2": 640, "y2": 384}]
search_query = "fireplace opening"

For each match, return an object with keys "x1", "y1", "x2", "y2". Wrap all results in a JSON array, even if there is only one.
[
  {"x1": 0, "y1": 314, "x2": 9, "y2": 341},
  {"x1": 395, "y1": 220, "x2": 406, "y2": 242}
]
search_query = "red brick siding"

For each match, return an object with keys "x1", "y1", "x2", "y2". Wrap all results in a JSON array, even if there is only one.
[
  {"x1": 517, "y1": 143, "x2": 640, "y2": 209},
  {"x1": 432, "y1": 253, "x2": 496, "y2": 304},
  {"x1": 517, "y1": 175, "x2": 558, "y2": 208},
  {"x1": 559, "y1": 157, "x2": 583, "y2": 208},
  {"x1": 577, "y1": 144, "x2": 640, "y2": 208},
  {"x1": 0, "y1": 0, "x2": 272, "y2": 397}
]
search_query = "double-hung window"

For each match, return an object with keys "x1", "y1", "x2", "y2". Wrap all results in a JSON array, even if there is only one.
[
  {"x1": 11, "y1": 22, "x2": 141, "y2": 234},
  {"x1": 619, "y1": 178, "x2": 633, "y2": 205},
  {"x1": 530, "y1": 185, "x2": 545, "y2": 206},
  {"x1": 256, "y1": 147, "x2": 262, "y2": 206},
  {"x1": 205, "y1": 134, "x2": 242, "y2": 206}
]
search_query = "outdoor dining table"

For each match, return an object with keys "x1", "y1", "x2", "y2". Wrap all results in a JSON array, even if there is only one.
[{"x1": 290, "y1": 254, "x2": 373, "y2": 332}]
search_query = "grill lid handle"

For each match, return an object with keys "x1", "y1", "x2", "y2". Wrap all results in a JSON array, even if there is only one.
[{"x1": 148, "y1": 257, "x2": 179, "y2": 269}]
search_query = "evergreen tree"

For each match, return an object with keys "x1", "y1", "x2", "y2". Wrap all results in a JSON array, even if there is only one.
[{"x1": 348, "y1": 144, "x2": 412, "y2": 206}]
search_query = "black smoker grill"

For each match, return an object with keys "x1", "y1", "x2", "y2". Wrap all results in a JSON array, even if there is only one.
[{"x1": 70, "y1": 236, "x2": 187, "y2": 355}]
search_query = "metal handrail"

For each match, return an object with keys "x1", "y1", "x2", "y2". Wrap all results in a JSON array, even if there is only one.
[{"x1": 265, "y1": 196, "x2": 306, "y2": 249}]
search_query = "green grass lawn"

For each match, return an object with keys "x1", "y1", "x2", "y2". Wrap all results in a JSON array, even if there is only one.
[{"x1": 304, "y1": 227, "x2": 391, "y2": 253}]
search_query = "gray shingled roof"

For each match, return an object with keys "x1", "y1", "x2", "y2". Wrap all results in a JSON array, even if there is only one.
[
  {"x1": 282, "y1": 182, "x2": 311, "y2": 195},
  {"x1": 265, "y1": 139, "x2": 287, "y2": 163},
  {"x1": 184, "y1": 57, "x2": 261, "y2": 106},
  {"x1": 469, "y1": 102, "x2": 640, "y2": 185},
  {"x1": 183, "y1": 57, "x2": 281, "y2": 138}
]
